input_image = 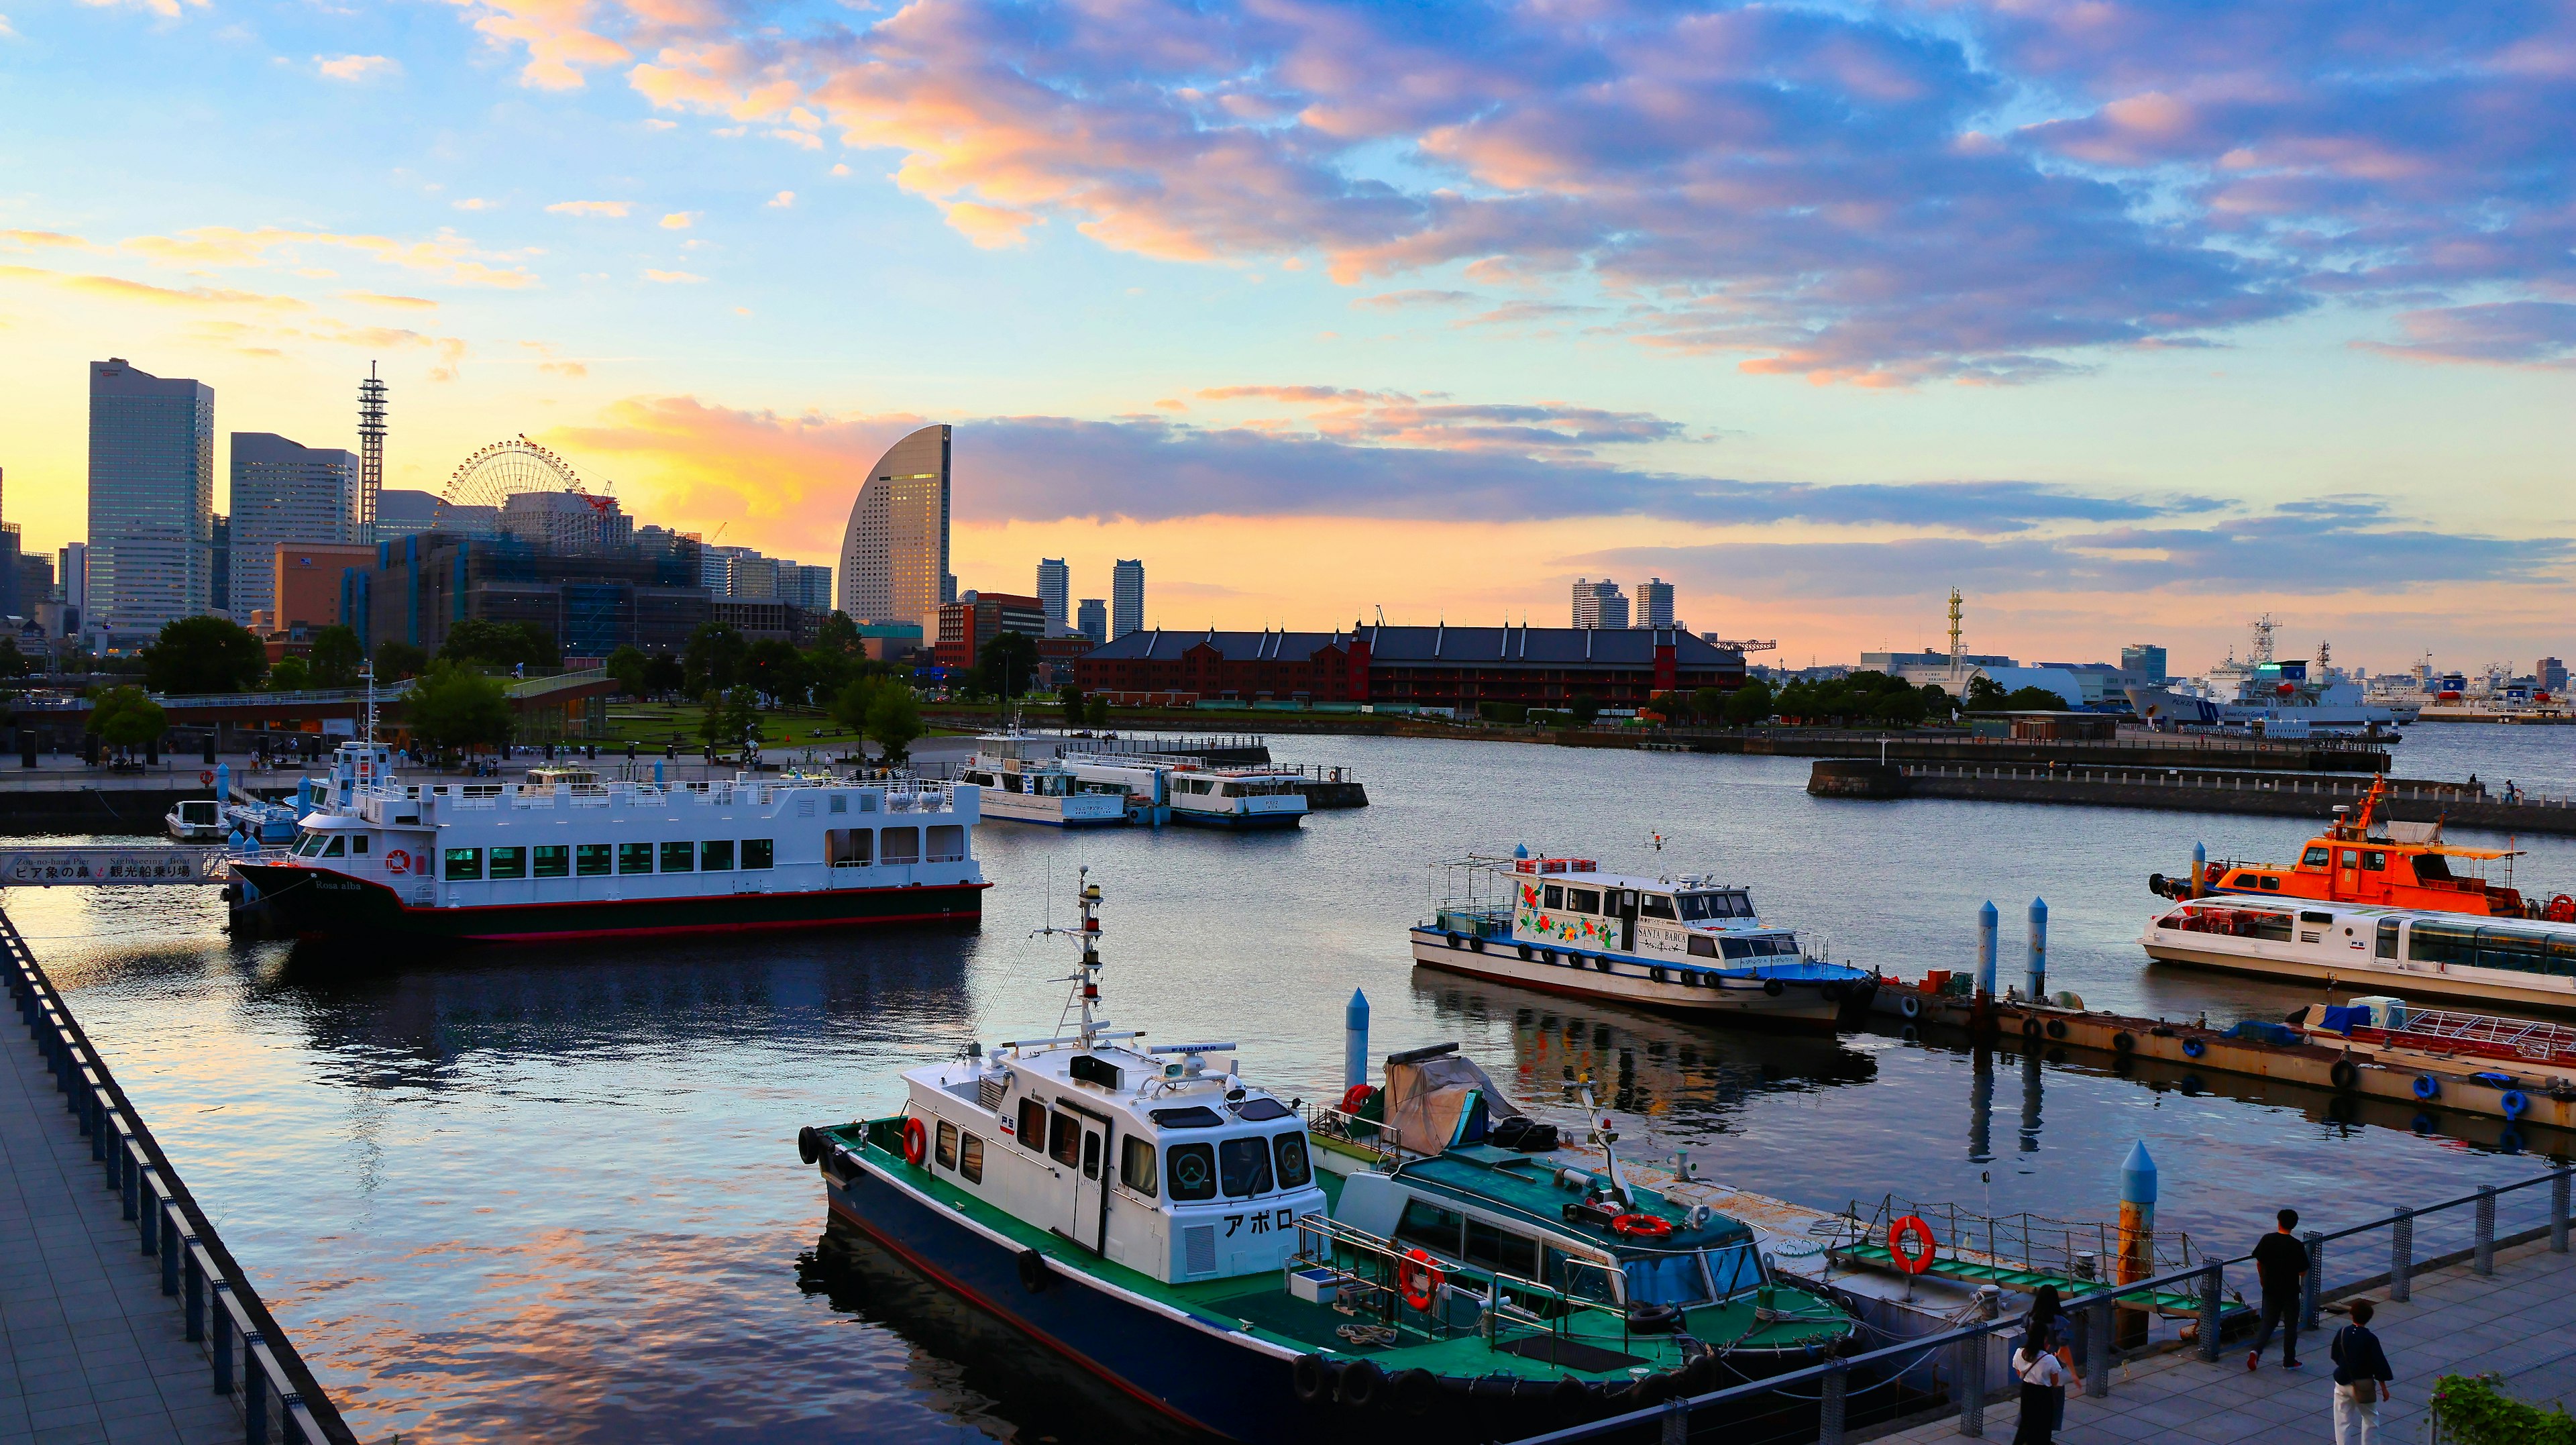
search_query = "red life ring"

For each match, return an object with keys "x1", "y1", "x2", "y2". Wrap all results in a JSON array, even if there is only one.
[
  {"x1": 200, "y1": 770, "x2": 215, "y2": 785},
  {"x1": 1611, "y1": 1212, "x2": 1675, "y2": 1240},
  {"x1": 1396, "y1": 1248, "x2": 1444, "y2": 1311},
  {"x1": 386, "y1": 850, "x2": 411, "y2": 875},
  {"x1": 2548, "y1": 894, "x2": 2576, "y2": 924},
  {"x1": 902, "y1": 1117, "x2": 930, "y2": 1167},
  {"x1": 1889, "y1": 1214, "x2": 1938, "y2": 1275},
  {"x1": 1338, "y1": 1083, "x2": 1376, "y2": 1116}
]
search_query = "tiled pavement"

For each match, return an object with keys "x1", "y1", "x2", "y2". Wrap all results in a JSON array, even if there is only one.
[
  {"x1": 0, "y1": 1007, "x2": 239, "y2": 1444},
  {"x1": 1874, "y1": 1236, "x2": 2576, "y2": 1443}
]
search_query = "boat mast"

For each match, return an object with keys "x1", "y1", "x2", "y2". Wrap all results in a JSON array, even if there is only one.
[{"x1": 1036, "y1": 865, "x2": 1110, "y2": 1049}]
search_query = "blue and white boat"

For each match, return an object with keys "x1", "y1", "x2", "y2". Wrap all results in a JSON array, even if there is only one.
[{"x1": 1411, "y1": 851, "x2": 1876, "y2": 1028}]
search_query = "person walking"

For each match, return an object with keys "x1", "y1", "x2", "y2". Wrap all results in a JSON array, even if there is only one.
[
  {"x1": 2012, "y1": 1320, "x2": 2072, "y2": 1444},
  {"x1": 2330, "y1": 1299, "x2": 2394, "y2": 1444},
  {"x1": 2024, "y1": 1285, "x2": 2074, "y2": 1432},
  {"x1": 2249, "y1": 1207, "x2": 2310, "y2": 1371}
]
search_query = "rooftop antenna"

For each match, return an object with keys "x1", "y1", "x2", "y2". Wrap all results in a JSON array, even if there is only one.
[
  {"x1": 1375, "y1": 604, "x2": 1387, "y2": 627},
  {"x1": 357, "y1": 362, "x2": 387, "y2": 543},
  {"x1": 1033, "y1": 864, "x2": 1111, "y2": 1049},
  {"x1": 1564, "y1": 1075, "x2": 1631, "y2": 1207},
  {"x1": 360, "y1": 661, "x2": 377, "y2": 743}
]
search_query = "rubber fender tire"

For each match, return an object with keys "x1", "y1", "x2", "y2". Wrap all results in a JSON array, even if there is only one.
[
  {"x1": 1336, "y1": 1358, "x2": 1385, "y2": 1410},
  {"x1": 2148, "y1": 872, "x2": 2169, "y2": 898},
  {"x1": 2023, "y1": 1016, "x2": 2043, "y2": 1039},
  {"x1": 1551, "y1": 1376, "x2": 1598, "y2": 1422},
  {"x1": 1387, "y1": 1367, "x2": 1438, "y2": 1415},
  {"x1": 1634, "y1": 1372, "x2": 1676, "y2": 1407},
  {"x1": 1291, "y1": 1353, "x2": 1334, "y2": 1405},
  {"x1": 2412, "y1": 1075, "x2": 2440, "y2": 1102},
  {"x1": 1016, "y1": 1248, "x2": 1050, "y2": 1293},
  {"x1": 2502, "y1": 1089, "x2": 2530, "y2": 1119},
  {"x1": 1518, "y1": 944, "x2": 1533, "y2": 961},
  {"x1": 1468, "y1": 936, "x2": 1485, "y2": 953},
  {"x1": 2329, "y1": 1059, "x2": 2360, "y2": 1091},
  {"x1": 1448, "y1": 934, "x2": 1463, "y2": 949},
  {"x1": 1763, "y1": 979, "x2": 1785, "y2": 997},
  {"x1": 2182, "y1": 1037, "x2": 2206, "y2": 1059},
  {"x1": 1819, "y1": 981, "x2": 1844, "y2": 1002},
  {"x1": 1898, "y1": 994, "x2": 1923, "y2": 1020},
  {"x1": 797, "y1": 1126, "x2": 822, "y2": 1165},
  {"x1": 2045, "y1": 1020, "x2": 2068, "y2": 1040},
  {"x1": 2112, "y1": 1032, "x2": 2135, "y2": 1053},
  {"x1": 1628, "y1": 1303, "x2": 1682, "y2": 1334}
]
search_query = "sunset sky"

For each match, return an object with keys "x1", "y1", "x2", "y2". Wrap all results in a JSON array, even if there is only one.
[{"x1": 3, "y1": 0, "x2": 2570, "y2": 674}]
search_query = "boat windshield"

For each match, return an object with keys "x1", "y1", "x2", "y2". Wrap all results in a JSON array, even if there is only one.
[
  {"x1": 1676, "y1": 891, "x2": 1754, "y2": 922},
  {"x1": 1623, "y1": 1242, "x2": 1765, "y2": 1307}
]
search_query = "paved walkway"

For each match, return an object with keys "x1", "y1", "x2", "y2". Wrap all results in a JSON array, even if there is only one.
[
  {"x1": 1875, "y1": 1237, "x2": 2576, "y2": 1444},
  {"x1": 0, "y1": 1008, "x2": 237, "y2": 1443}
]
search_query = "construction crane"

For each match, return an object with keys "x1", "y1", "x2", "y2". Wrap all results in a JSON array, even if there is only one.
[{"x1": 1703, "y1": 639, "x2": 1778, "y2": 653}]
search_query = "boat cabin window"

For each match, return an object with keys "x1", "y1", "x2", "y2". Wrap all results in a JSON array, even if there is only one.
[
  {"x1": 578, "y1": 843, "x2": 612, "y2": 876},
  {"x1": 1546, "y1": 1248, "x2": 1620, "y2": 1305},
  {"x1": 1718, "y1": 935, "x2": 1799, "y2": 959},
  {"x1": 936, "y1": 1121, "x2": 959, "y2": 1169},
  {"x1": 1218, "y1": 1137, "x2": 1274, "y2": 1197},
  {"x1": 1397, "y1": 1199, "x2": 1464, "y2": 1255},
  {"x1": 1464, "y1": 1218, "x2": 1540, "y2": 1278},
  {"x1": 350, "y1": 835, "x2": 370, "y2": 855},
  {"x1": 959, "y1": 1133, "x2": 984, "y2": 1184},
  {"x1": 489, "y1": 847, "x2": 526, "y2": 880},
  {"x1": 744, "y1": 840, "x2": 775, "y2": 869},
  {"x1": 1566, "y1": 888, "x2": 1601, "y2": 914},
  {"x1": 2414, "y1": 854, "x2": 2453, "y2": 882},
  {"x1": 2363, "y1": 851, "x2": 2387, "y2": 871},
  {"x1": 1705, "y1": 1242, "x2": 1764, "y2": 1299},
  {"x1": 1640, "y1": 894, "x2": 1678, "y2": 920},
  {"x1": 1688, "y1": 936, "x2": 1718, "y2": 958},
  {"x1": 1675, "y1": 892, "x2": 1752, "y2": 922},
  {"x1": 1167, "y1": 1143, "x2": 1217, "y2": 1201},
  {"x1": 1015, "y1": 1098, "x2": 1047, "y2": 1151},
  {"x1": 1624, "y1": 1251, "x2": 1713, "y2": 1307},
  {"x1": 321, "y1": 837, "x2": 345, "y2": 858},
  {"x1": 619, "y1": 843, "x2": 653, "y2": 874},
  {"x1": 1273, "y1": 1132, "x2": 1311, "y2": 1189},
  {"x1": 1048, "y1": 1112, "x2": 1083, "y2": 1167},
  {"x1": 1234, "y1": 1098, "x2": 1293, "y2": 1122},
  {"x1": 2377, "y1": 920, "x2": 2400, "y2": 959},
  {"x1": 927, "y1": 825, "x2": 966, "y2": 863},
  {"x1": 2300, "y1": 910, "x2": 2332, "y2": 924},
  {"x1": 1150, "y1": 1106, "x2": 1224, "y2": 1128},
  {"x1": 701, "y1": 841, "x2": 735, "y2": 871},
  {"x1": 2259, "y1": 876, "x2": 2282, "y2": 891},
  {"x1": 1543, "y1": 885, "x2": 1564, "y2": 909},
  {"x1": 660, "y1": 841, "x2": 694, "y2": 873},
  {"x1": 1120, "y1": 1137, "x2": 1159, "y2": 1196},
  {"x1": 443, "y1": 848, "x2": 482, "y2": 881},
  {"x1": 2302, "y1": 847, "x2": 2331, "y2": 868},
  {"x1": 533, "y1": 845, "x2": 570, "y2": 878},
  {"x1": 882, "y1": 828, "x2": 920, "y2": 865},
  {"x1": 1081, "y1": 1132, "x2": 1102, "y2": 1179},
  {"x1": 826, "y1": 829, "x2": 873, "y2": 867}
]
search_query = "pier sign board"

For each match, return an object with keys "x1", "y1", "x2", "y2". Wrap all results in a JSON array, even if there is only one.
[{"x1": 0, "y1": 847, "x2": 230, "y2": 886}]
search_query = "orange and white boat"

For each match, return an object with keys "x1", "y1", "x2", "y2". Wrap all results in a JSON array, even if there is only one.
[{"x1": 2149, "y1": 775, "x2": 2573, "y2": 922}]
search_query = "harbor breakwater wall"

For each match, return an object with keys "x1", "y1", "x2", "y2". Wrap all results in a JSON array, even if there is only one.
[{"x1": 1807, "y1": 759, "x2": 2575, "y2": 836}]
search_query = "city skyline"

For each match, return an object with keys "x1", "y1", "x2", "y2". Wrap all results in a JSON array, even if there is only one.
[{"x1": 2, "y1": 0, "x2": 2569, "y2": 668}]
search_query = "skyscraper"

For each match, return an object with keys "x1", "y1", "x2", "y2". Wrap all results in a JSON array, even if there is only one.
[
  {"x1": 1110, "y1": 559, "x2": 1144, "y2": 640},
  {"x1": 1632, "y1": 577, "x2": 1674, "y2": 629},
  {"x1": 229, "y1": 431, "x2": 359, "y2": 625},
  {"x1": 796, "y1": 564, "x2": 833, "y2": 612},
  {"x1": 839, "y1": 424, "x2": 952, "y2": 634},
  {"x1": 1570, "y1": 578, "x2": 1627, "y2": 629},
  {"x1": 2121, "y1": 644, "x2": 2169, "y2": 684},
  {"x1": 1077, "y1": 598, "x2": 1106, "y2": 645},
  {"x1": 89, "y1": 358, "x2": 215, "y2": 636},
  {"x1": 1037, "y1": 557, "x2": 1069, "y2": 635}
]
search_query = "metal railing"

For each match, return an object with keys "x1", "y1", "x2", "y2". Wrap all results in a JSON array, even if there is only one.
[
  {"x1": 1510, "y1": 1165, "x2": 2576, "y2": 1445},
  {"x1": 1, "y1": 908, "x2": 357, "y2": 1445}
]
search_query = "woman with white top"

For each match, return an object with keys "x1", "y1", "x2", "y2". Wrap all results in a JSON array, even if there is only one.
[{"x1": 2013, "y1": 1324, "x2": 2074, "y2": 1444}]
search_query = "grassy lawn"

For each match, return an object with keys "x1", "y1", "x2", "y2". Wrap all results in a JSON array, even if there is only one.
[{"x1": 600, "y1": 701, "x2": 862, "y2": 749}]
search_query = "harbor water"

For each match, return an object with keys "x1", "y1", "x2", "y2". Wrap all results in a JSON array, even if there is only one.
[{"x1": 13, "y1": 725, "x2": 2576, "y2": 1442}]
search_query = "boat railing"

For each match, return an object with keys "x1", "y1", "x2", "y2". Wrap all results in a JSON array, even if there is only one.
[
  {"x1": 1849, "y1": 1193, "x2": 2202, "y2": 1292},
  {"x1": 1285, "y1": 1216, "x2": 1485, "y2": 1346},
  {"x1": 1302, "y1": 1104, "x2": 1433, "y2": 1169}
]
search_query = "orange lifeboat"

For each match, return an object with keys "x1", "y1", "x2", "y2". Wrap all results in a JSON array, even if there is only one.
[{"x1": 2153, "y1": 775, "x2": 2558, "y2": 920}]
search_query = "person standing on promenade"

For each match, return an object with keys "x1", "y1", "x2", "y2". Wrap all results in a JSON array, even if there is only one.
[
  {"x1": 2330, "y1": 1299, "x2": 2394, "y2": 1444},
  {"x1": 2012, "y1": 1320, "x2": 2072, "y2": 1444},
  {"x1": 2249, "y1": 1207, "x2": 2310, "y2": 1371}
]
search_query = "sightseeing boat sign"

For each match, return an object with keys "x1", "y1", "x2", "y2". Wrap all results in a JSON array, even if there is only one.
[{"x1": 0, "y1": 847, "x2": 231, "y2": 886}]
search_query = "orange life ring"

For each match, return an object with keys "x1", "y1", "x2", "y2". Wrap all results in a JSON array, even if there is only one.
[
  {"x1": 902, "y1": 1117, "x2": 930, "y2": 1167},
  {"x1": 386, "y1": 850, "x2": 411, "y2": 875},
  {"x1": 1396, "y1": 1248, "x2": 1444, "y2": 1311},
  {"x1": 1611, "y1": 1212, "x2": 1675, "y2": 1240},
  {"x1": 1889, "y1": 1214, "x2": 1937, "y2": 1275},
  {"x1": 1338, "y1": 1083, "x2": 1376, "y2": 1115},
  {"x1": 200, "y1": 770, "x2": 215, "y2": 785},
  {"x1": 2548, "y1": 894, "x2": 2576, "y2": 924}
]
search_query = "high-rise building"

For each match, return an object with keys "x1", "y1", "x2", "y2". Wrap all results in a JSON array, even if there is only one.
[
  {"x1": 58, "y1": 543, "x2": 86, "y2": 617},
  {"x1": 934, "y1": 590, "x2": 1047, "y2": 672},
  {"x1": 1111, "y1": 559, "x2": 1144, "y2": 640},
  {"x1": 1631, "y1": 577, "x2": 1674, "y2": 629},
  {"x1": 1076, "y1": 598, "x2": 1106, "y2": 645},
  {"x1": 1037, "y1": 557, "x2": 1069, "y2": 635},
  {"x1": 229, "y1": 432, "x2": 359, "y2": 625},
  {"x1": 2121, "y1": 643, "x2": 2169, "y2": 684},
  {"x1": 374, "y1": 488, "x2": 441, "y2": 540},
  {"x1": 839, "y1": 423, "x2": 952, "y2": 634},
  {"x1": 498, "y1": 490, "x2": 634, "y2": 555},
  {"x1": 795, "y1": 564, "x2": 833, "y2": 613},
  {"x1": 210, "y1": 514, "x2": 230, "y2": 615},
  {"x1": 1570, "y1": 578, "x2": 1627, "y2": 629},
  {"x1": 726, "y1": 552, "x2": 783, "y2": 600},
  {"x1": 89, "y1": 358, "x2": 215, "y2": 637},
  {"x1": 2540, "y1": 657, "x2": 2568, "y2": 693}
]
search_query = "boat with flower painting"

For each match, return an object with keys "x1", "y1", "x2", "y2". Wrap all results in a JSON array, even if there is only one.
[{"x1": 1410, "y1": 849, "x2": 1876, "y2": 1028}]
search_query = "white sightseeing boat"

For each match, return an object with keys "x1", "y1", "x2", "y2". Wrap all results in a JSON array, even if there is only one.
[
  {"x1": 2142, "y1": 896, "x2": 2576, "y2": 1013},
  {"x1": 1410, "y1": 851, "x2": 1876, "y2": 1028},
  {"x1": 959, "y1": 733, "x2": 1132, "y2": 828},
  {"x1": 232, "y1": 740, "x2": 987, "y2": 943},
  {"x1": 1051, "y1": 751, "x2": 1311, "y2": 830}
]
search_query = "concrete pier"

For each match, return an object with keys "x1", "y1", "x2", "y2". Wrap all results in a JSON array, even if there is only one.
[{"x1": 1808, "y1": 758, "x2": 2576, "y2": 835}]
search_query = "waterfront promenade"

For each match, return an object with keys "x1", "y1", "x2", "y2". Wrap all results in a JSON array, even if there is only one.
[
  {"x1": 1874, "y1": 1236, "x2": 2576, "y2": 1444},
  {"x1": 0, "y1": 998, "x2": 236, "y2": 1442}
]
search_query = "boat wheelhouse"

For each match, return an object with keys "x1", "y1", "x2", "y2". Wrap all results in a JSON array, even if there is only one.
[
  {"x1": 803, "y1": 872, "x2": 1856, "y2": 1445},
  {"x1": 2142, "y1": 896, "x2": 2576, "y2": 1013},
  {"x1": 2152, "y1": 777, "x2": 2553, "y2": 920},
  {"x1": 166, "y1": 797, "x2": 226, "y2": 842},
  {"x1": 230, "y1": 739, "x2": 985, "y2": 943},
  {"x1": 1411, "y1": 851, "x2": 1875, "y2": 1028},
  {"x1": 959, "y1": 734, "x2": 1132, "y2": 828}
]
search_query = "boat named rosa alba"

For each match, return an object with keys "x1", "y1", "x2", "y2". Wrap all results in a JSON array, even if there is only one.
[{"x1": 231, "y1": 741, "x2": 987, "y2": 942}]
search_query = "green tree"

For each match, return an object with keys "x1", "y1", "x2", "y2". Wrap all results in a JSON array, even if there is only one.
[
  {"x1": 1085, "y1": 694, "x2": 1110, "y2": 728},
  {"x1": 0, "y1": 635, "x2": 34, "y2": 678},
  {"x1": 2002, "y1": 685, "x2": 2076, "y2": 711},
  {"x1": 407, "y1": 662, "x2": 513, "y2": 757},
  {"x1": 698, "y1": 685, "x2": 763, "y2": 757},
  {"x1": 814, "y1": 610, "x2": 861, "y2": 654},
  {"x1": 142, "y1": 616, "x2": 267, "y2": 694},
  {"x1": 1568, "y1": 694, "x2": 1603, "y2": 725},
  {"x1": 975, "y1": 631, "x2": 1041, "y2": 700},
  {"x1": 867, "y1": 684, "x2": 924, "y2": 762},
  {"x1": 307, "y1": 625, "x2": 364, "y2": 688},
  {"x1": 605, "y1": 644, "x2": 649, "y2": 697},
  {"x1": 373, "y1": 640, "x2": 429, "y2": 681},
  {"x1": 802, "y1": 642, "x2": 861, "y2": 708},
  {"x1": 745, "y1": 638, "x2": 809, "y2": 706},
  {"x1": 439, "y1": 619, "x2": 559, "y2": 670},
  {"x1": 1917, "y1": 682, "x2": 1958, "y2": 722},
  {"x1": 1963, "y1": 674, "x2": 2010, "y2": 712},
  {"x1": 643, "y1": 651, "x2": 685, "y2": 699},
  {"x1": 1690, "y1": 686, "x2": 1730, "y2": 724},
  {"x1": 87, "y1": 685, "x2": 168, "y2": 750},
  {"x1": 1724, "y1": 679, "x2": 1776, "y2": 726},
  {"x1": 268, "y1": 655, "x2": 313, "y2": 692},
  {"x1": 1059, "y1": 684, "x2": 1086, "y2": 725},
  {"x1": 683, "y1": 622, "x2": 749, "y2": 696},
  {"x1": 827, "y1": 676, "x2": 884, "y2": 737}
]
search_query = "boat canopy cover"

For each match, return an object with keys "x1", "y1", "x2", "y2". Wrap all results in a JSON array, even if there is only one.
[
  {"x1": 2381, "y1": 821, "x2": 2442, "y2": 845},
  {"x1": 1381, "y1": 1054, "x2": 1528, "y2": 1155}
]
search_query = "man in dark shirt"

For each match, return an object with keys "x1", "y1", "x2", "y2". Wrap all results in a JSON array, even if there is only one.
[
  {"x1": 2330, "y1": 1299, "x2": 2394, "y2": 1443},
  {"x1": 2249, "y1": 1207, "x2": 2310, "y2": 1370}
]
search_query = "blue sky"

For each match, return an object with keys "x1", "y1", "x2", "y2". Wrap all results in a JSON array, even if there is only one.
[{"x1": 2, "y1": 0, "x2": 2570, "y2": 670}]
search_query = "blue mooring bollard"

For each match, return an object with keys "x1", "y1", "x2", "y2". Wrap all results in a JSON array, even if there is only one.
[
  {"x1": 1344, "y1": 989, "x2": 1369, "y2": 1097},
  {"x1": 2027, "y1": 898, "x2": 2048, "y2": 1002},
  {"x1": 1977, "y1": 901, "x2": 1998, "y2": 997}
]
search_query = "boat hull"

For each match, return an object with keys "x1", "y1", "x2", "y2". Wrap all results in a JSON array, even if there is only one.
[
  {"x1": 1409, "y1": 929, "x2": 1870, "y2": 1027},
  {"x1": 2143, "y1": 939, "x2": 2576, "y2": 1015},
  {"x1": 976, "y1": 794, "x2": 1130, "y2": 828},
  {"x1": 1169, "y1": 807, "x2": 1305, "y2": 831},
  {"x1": 231, "y1": 862, "x2": 986, "y2": 943}
]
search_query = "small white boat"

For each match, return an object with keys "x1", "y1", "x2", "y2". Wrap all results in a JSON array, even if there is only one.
[
  {"x1": 958, "y1": 735, "x2": 1130, "y2": 828},
  {"x1": 166, "y1": 797, "x2": 227, "y2": 842},
  {"x1": 1054, "y1": 753, "x2": 1311, "y2": 830},
  {"x1": 2141, "y1": 896, "x2": 2576, "y2": 1014}
]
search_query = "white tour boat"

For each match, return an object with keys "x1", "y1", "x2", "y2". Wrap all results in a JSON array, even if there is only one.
[
  {"x1": 957, "y1": 733, "x2": 1132, "y2": 828},
  {"x1": 166, "y1": 796, "x2": 227, "y2": 842},
  {"x1": 232, "y1": 739, "x2": 987, "y2": 943},
  {"x1": 1411, "y1": 851, "x2": 1876, "y2": 1028},
  {"x1": 1057, "y1": 753, "x2": 1311, "y2": 830},
  {"x1": 2142, "y1": 896, "x2": 2576, "y2": 1013}
]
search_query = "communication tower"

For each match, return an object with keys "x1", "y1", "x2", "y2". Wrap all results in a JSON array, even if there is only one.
[{"x1": 358, "y1": 362, "x2": 388, "y2": 543}]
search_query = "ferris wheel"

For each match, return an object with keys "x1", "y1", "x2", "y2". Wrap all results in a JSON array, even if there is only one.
[{"x1": 437, "y1": 436, "x2": 608, "y2": 532}]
